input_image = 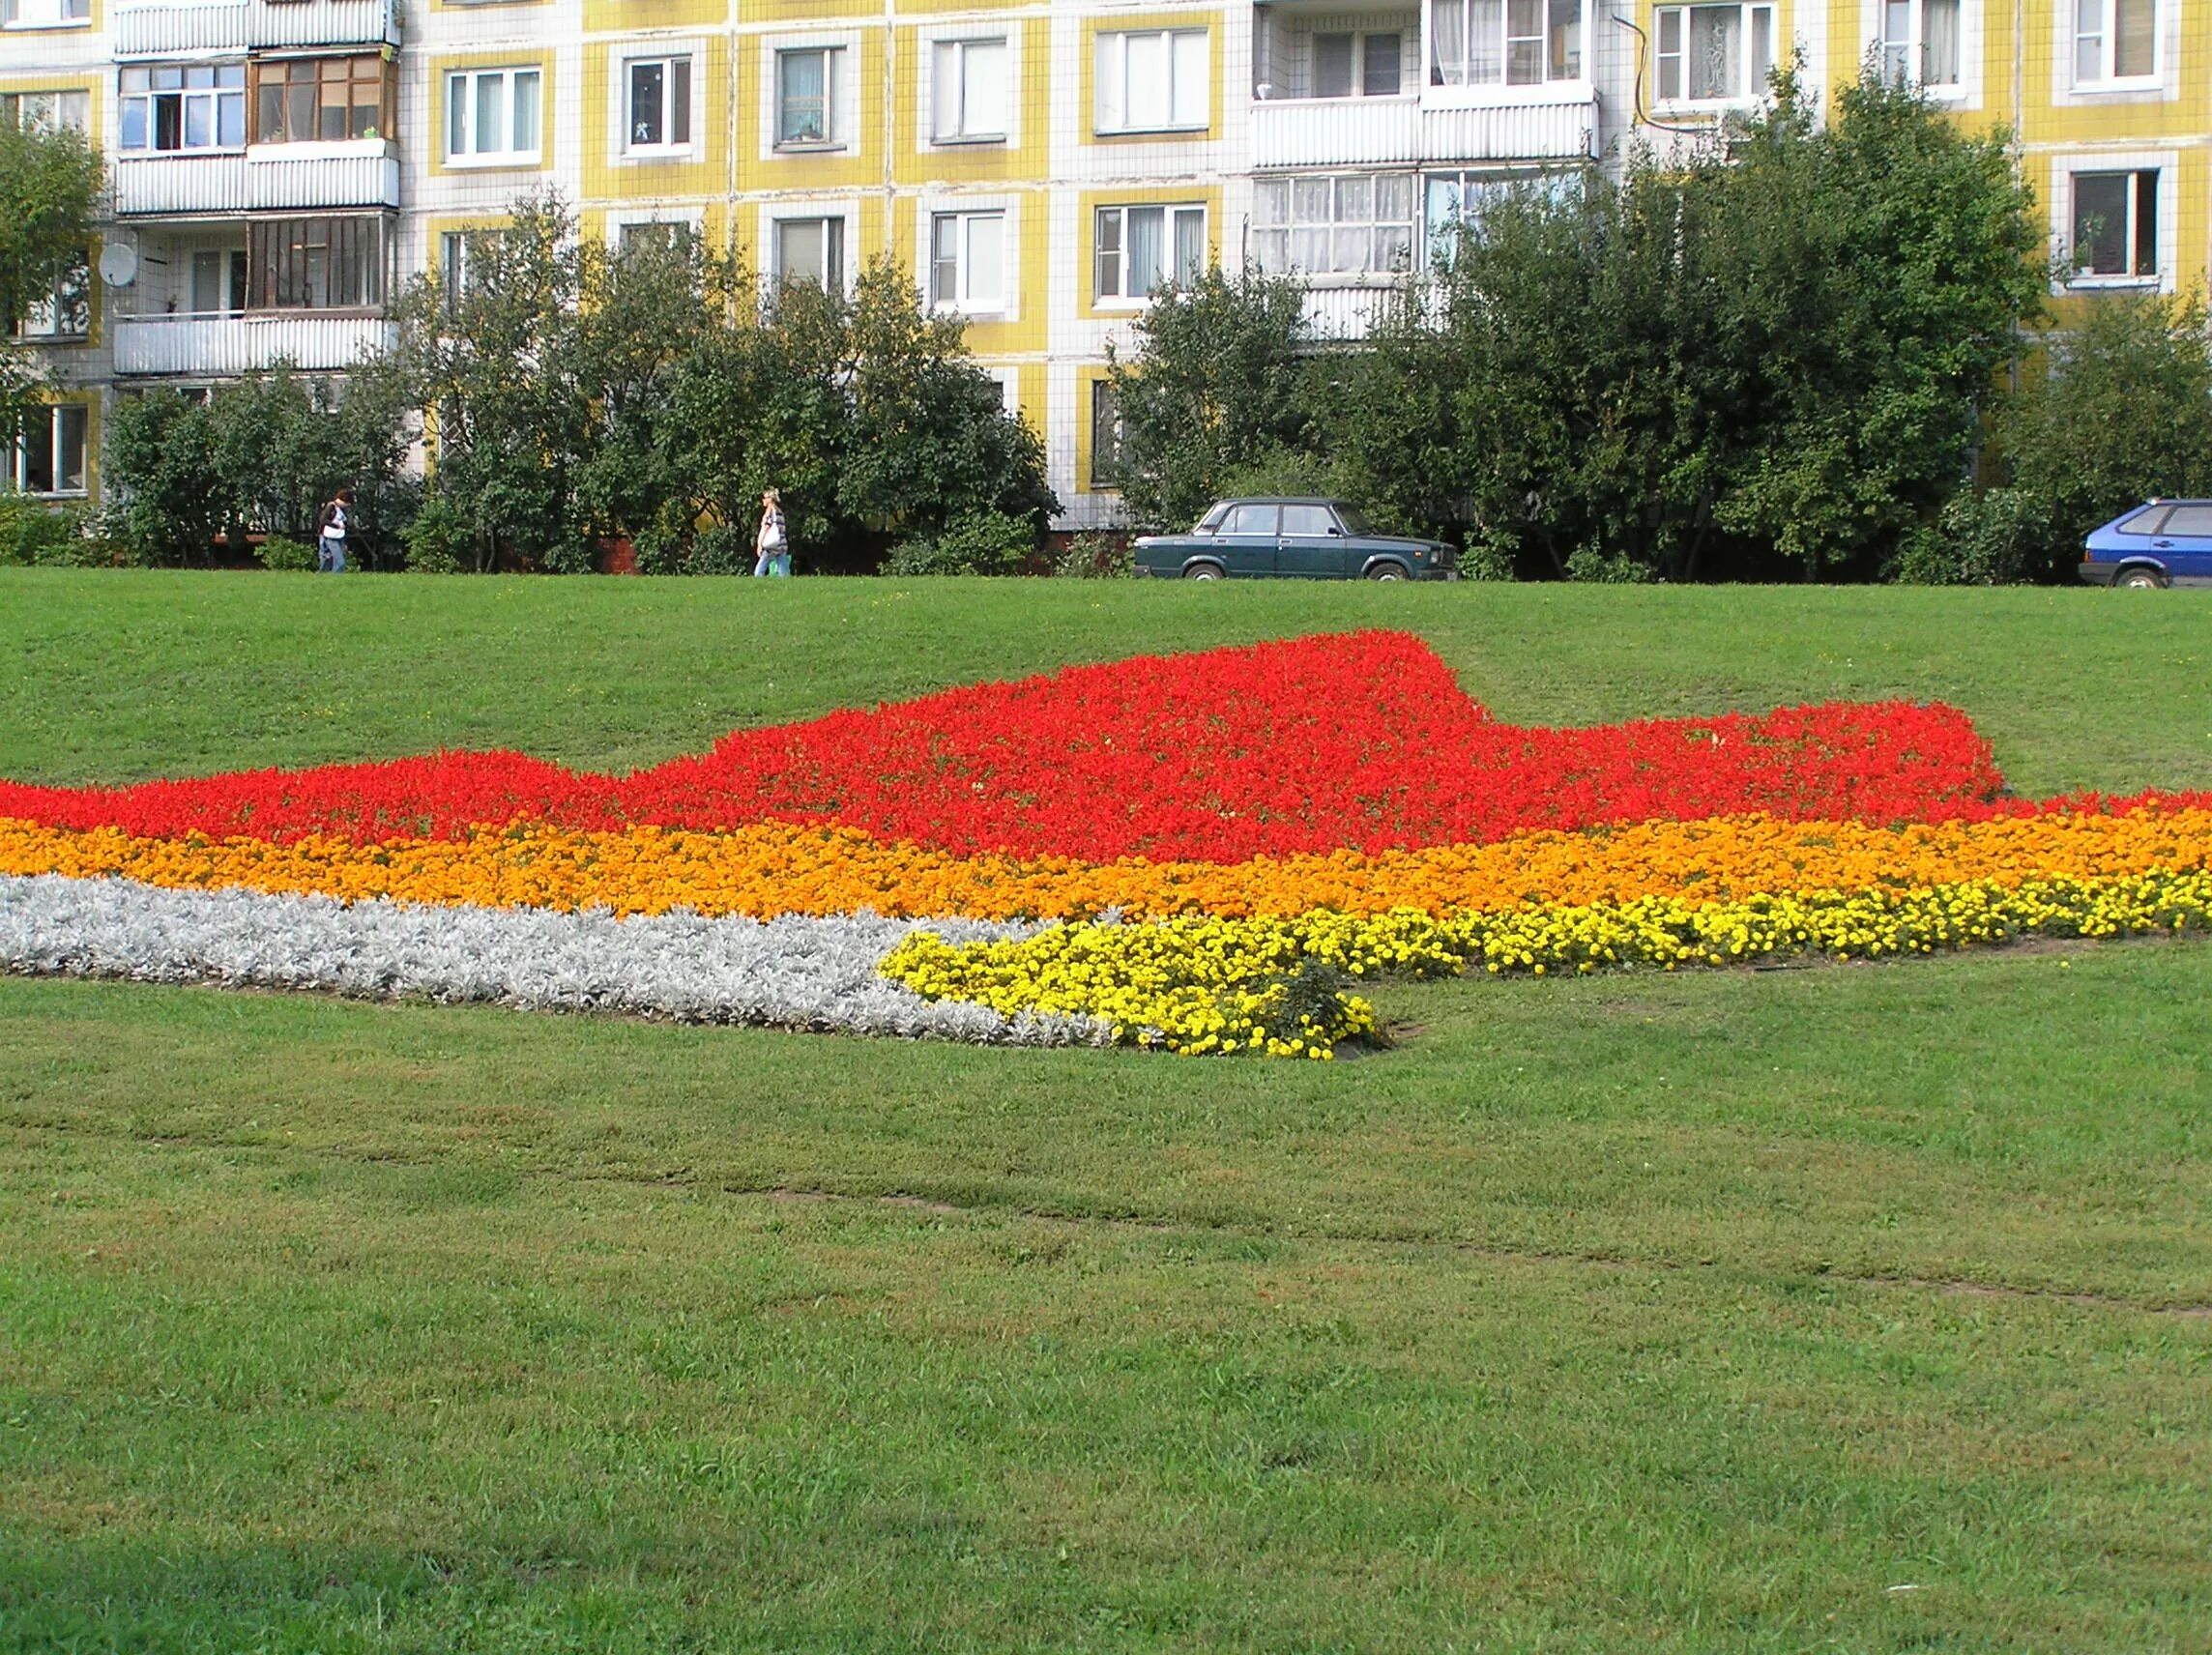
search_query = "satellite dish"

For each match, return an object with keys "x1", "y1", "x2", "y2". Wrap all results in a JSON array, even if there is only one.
[{"x1": 99, "y1": 243, "x2": 137, "y2": 287}]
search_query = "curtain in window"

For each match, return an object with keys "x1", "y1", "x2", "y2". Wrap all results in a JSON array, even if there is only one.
[
  {"x1": 1921, "y1": 0, "x2": 1961, "y2": 83},
  {"x1": 1171, "y1": 31, "x2": 1208, "y2": 126},
  {"x1": 1430, "y1": 0, "x2": 1467, "y2": 84},
  {"x1": 1125, "y1": 33, "x2": 1170, "y2": 130},
  {"x1": 1688, "y1": 5, "x2": 1739, "y2": 99},
  {"x1": 1469, "y1": 0, "x2": 1504, "y2": 80},
  {"x1": 1126, "y1": 207, "x2": 1164, "y2": 295},
  {"x1": 1173, "y1": 208, "x2": 1206, "y2": 285},
  {"x1": 2112, "y1": 0, "x2": 2153, "y2": 76}
]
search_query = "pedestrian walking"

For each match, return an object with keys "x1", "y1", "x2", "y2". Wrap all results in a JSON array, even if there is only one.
[
  {"x1": 317, "y1": 487, "x2": 355, "y2": 573},
  {"x1": 754, "y1": 488, "x2": 791, "y2": 578}
]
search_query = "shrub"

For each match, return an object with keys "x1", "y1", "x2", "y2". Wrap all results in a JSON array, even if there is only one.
[
  {"x1": 1053, "y1": 532, "x2": 1132, "y2": 579},
  {"x1": 399, "y1": 498, "x2": 469, "y2": 573},
  {"x1": 258, "y1": 535, "x2": 317, "y2": 572},
  {"x1": 882, "y1": 509, "x2": 1034, "y2": 576},
  {"x1": 0, "y1": 496, "x2": 85, "y2": 566},
  {"x1": 1889, "y1": 489, "x2": 2052, "y2": 585},
  {"x1": 687, "y1": 522, "x2": 755, "y2": 575}
]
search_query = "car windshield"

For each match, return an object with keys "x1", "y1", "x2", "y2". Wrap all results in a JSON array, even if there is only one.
[
  {"x1": 1332, "y1": 505, "x2": 1375, "y2": 535},
  {"x1": 1194, "y1": 504, "x2": 1230, "y2": 533}
]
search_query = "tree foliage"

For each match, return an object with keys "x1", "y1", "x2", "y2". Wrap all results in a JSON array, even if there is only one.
[
  {"x1": 0, "y1": 118, "x2": 103, "y2": 439},
  {"x1": 377, "y1": 194, "x2": 1055, "y2": 572}
]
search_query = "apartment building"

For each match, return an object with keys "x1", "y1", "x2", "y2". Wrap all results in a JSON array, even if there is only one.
[{"x1": 2, "y1": 0, "x2": 2205, "y2": 523}]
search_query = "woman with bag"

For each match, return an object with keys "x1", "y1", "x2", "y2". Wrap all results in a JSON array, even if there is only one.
[{"x1": 754, "y1": 488, "x2": 791, "y2": 578}]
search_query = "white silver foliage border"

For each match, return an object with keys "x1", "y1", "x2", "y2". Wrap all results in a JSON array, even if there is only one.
[{"x1": 0, "y1": 873, "x2": 1107, "y2": 1047}]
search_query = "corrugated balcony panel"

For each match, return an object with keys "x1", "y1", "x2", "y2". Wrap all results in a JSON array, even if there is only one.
[
  {"x1": 1298, "y1": 285, "x2": 1397, "y2": 341},
  {"x1": 114, "y1": 0, "x2": 396, "y2": 54},
  {"x1": 114, "y1": 153, "x2": 250, "y2": 217},
  {"x1": 249, "y1": 0, "x2": 397, "y2": 48},
  {"x1": 113, "y1": 312, "x2": 393, "y2": 376},
  {"x1": 1418, "y1": 94, "x2": 1598, "y2": 161},
  {"x1": 1252, "y1": 97, "x2": 1420, "y2": 170},
  {"x1": 245, "y1": 146, "x2": 399, "y2": 211},
  {"x1": 114, "y1": 0, "x2": 249, "y2": 55}
]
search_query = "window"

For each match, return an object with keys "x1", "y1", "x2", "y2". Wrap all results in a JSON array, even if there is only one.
[
  {"x1": 1252, "y1": 172, "x2": 1415, "y2": 276},
  {"x1": 627, "y1": 56, "x2": 692, "y2": 152},
  {"x1": 1088, "y1": 379, "x2": 1121, "y2": 489},
  {"x1": 2159, "y1": 504, "x2": 2212, "y2": 535},
  {"x1": 9, "y1": 405, "x2": 88, "y2": 497},
  {"x1": 0, "y1": 0, "x2": 90, "y2": 27},
  {"x1": 932, "y1": 38, "x2": 1005, "y2": 142},
  {"x1": 439, "y1": 229, "x2": 501, "y2": 307},
  {"x1": 1281, "y1": 503, "x2": 1340, "y2": 536},
  {"x1": 253, "y1": 55, "x2": 390, "y2": 143},
  {"x1": 1655, "y1": 3, "x2": 1775, "y2": 101},
  {"x1": 1219, "y1": 503, "x2": 1279, "y2": 535},
  {"x1": 929, "y1": 211, "x2": 1004, "y2": 310},
  {"x1": 2071, "y1": 169, "x2": 2157, "y2": 280},
  {"x1": 775, "y1": 47, "x2": 837, "y2": 146},
  {"x1": 249, "y1": 216, "x2": 385, "y2": 309},
  {"x1": 618, "y1": 220, "x2": 684, "y2": 253},
  {"x1": 775, "y1": 217, "x2": 845, "y2": 290},
  {"x1": 1095, "y1": 29, "x2": 1208, "y2": 133},
  {"x1": 122, "y1": 65, "x2": 246, "y2": 152},
  {"x1": 1313, "y1": 31, "x2": 1405, "y2": 97},
  {"x1": 2, "y1": 90, "x2": 89, "y2": 131},
  {"x1": 445, "y1": 67, "x2": 540, "y2": 163},
  {"x1": 2074, "y1": 0, "x2": 2155, "y2": 83},
  {"x1": 1424, "y1": 169, "x2": 1579, "y2": 261},
  {"x1": 1878, "y1": 0, "x2": 1961, "y2": 86},
  {"x1": 1429, "y1": 0, "x2": 1582, "y2": 85},
  {"x1": 189, "y1": 246, "x2": 247, "y2": 314},
  {"x1": 15, "y1": 248, "x2": 88, "y2": 338},
  {"x1": 1094, "y1": 205, "x2": 1205, "y2": 301}
]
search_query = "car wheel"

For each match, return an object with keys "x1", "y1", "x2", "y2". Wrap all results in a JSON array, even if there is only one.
[
  {"x1": 2118, "y1": 566, "x2": 2166, "y2": 589},
  {"x1": 1365, "y1": 563, "x2": 1408, "y2": 582},
  {"x1": 1183, "y1": 564, "x2": 1224, "y2": 581}
]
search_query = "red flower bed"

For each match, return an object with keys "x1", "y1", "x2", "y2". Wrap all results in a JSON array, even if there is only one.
[{"x1": 0, "y1": 629, "x2": 2123, "y2": 861}]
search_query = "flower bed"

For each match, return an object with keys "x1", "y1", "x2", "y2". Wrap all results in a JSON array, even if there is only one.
[{"x1": 4, "y1": 631, "x2": 2209, "y2": 1056}]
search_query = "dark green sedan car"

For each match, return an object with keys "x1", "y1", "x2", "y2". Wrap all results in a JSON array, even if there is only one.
[{"x1": 1132, "y1": 498, "x2": 1460, "y2": 581}]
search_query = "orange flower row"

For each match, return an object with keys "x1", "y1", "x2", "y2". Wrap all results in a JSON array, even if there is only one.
[{"x1": 4, "y1": 807, "x2": 2208, "y2": 924}]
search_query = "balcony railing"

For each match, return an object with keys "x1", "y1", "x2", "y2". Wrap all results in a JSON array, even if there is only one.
[
  {"x1": 112, "y1": 311, "x2": 393, "y2": 376},
  {"x1": 113, "y1": 142, "x2": 399, "y2": 217},
  {"x1": 113, "y1": 0, "x2": 398, "y2": 55},
  {"x1": 1252, "y1": 88, "x2": 1598, "y2": 169}
]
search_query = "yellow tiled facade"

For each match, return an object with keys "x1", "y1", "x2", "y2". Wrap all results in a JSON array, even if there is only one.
[{"x1": 3, "y1": 0, "x2": 2208, "y2": 517}]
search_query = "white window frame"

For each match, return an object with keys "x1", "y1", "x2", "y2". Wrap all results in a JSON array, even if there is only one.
[
  {"x1": 120, "y1": 64, "x2": 247, "y2": 154},
  {"x1": 1093, "y1": 28, "x2": 1210, "y2": 134},
  {"x1": 1252, "y1": 171, "x2": 1417, "y2": 280},
  {"x1": 1306, "y1": 28, "x2": 1409, "y2": 98},
  {"x1": 760, "y1": 34, "x2": 859, "y2": 158},
  {"x1": 15, "y1": 248, "x2": 89, "y2": 338},
  {"x1": 928, "y1": 35, "x2": 1008, "y2": 145},
  {"x1": 2055, "y1": 159, "x2": 2170, "y2": 290},
  {"x1": 1873, "y1": 0, "x2": 1965, "y2": 93},
  {"x1": 614, "y1": 208, "x2": 703, "y2": 254},
  {"x1": 981, "y1": 366, "x2": 1020, "y2": 421},
  {"x1": 2069, "y1": 0, "x2": 2159, "y2": 87},
  {"x1": 1093, "y1": 203, "x2": 1208, "y2": 304},
  {"x1": 444, "y1": 66, "x2": 542, "y2": 166},
  {"x1": 620, "y1": 52, "x2": 694, "y2": 157},
  {"x1": 187, "y1": 243, "x2": 247, "y2": 316},
  {"x1": 927, "y1": 207, "x2": 1007, "y2": 315},
  {"x1": 771, "y1": 214, "x2": 847, "y2": 292},
  {"x1": 8, "y1": 404, "x2": 89, "y2": 498},
  {"x1": 2, "y1": 89, "x2": 90, "y2": 131},
  {"x1": 1653, "y1": 2, "x2": 1777, "y2": 105},
  {"x1": 0, "y1": 0, "x2": 89, "y2": 29},
  {"x1": 1427, "y1": 0, "x2": 1586, "y2": 92},
  {"x1": 774, "y1": 44, "x2": 843, "y2": 149}
]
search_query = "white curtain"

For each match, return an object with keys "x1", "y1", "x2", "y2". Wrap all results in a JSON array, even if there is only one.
[
  {"x1": 1127, "y1": 207, "x2": 1164, "y2": 296},
  {"x1": 1921, "y1": 0, "x2": 1961, "y2": 84},
  {"x1": 1430, "y1": 0, "x2": 1467, "y2": 84}
]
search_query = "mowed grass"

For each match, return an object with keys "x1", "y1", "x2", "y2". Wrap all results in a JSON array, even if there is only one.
[{"x1": 2, "y1": 570, "x2": 2210, "y2": 1651}]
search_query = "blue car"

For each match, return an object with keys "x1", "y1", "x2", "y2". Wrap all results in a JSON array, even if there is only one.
[{"x1": 2080, "y1": 500, "x2": 2212, "y2": 588}]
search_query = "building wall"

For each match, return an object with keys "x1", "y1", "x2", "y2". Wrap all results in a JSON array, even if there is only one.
[{"x1": 3, "y1": 0, "x2": 2209, "y2": 522}]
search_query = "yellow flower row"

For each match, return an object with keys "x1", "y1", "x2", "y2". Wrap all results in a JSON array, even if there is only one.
[
  {"x1": 878, "y1": 868, "x2": 2212, "y2": 1058},
  {"x1": 2, "y1": 807, "x2": 2208, "y2": 924}
]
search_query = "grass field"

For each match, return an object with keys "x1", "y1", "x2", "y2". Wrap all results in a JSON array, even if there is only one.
[{"x1": 3, "y1": 570, "x2": 2209, "y2": 1652}]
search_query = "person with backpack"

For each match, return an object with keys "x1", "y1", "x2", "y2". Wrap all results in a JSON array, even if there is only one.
[
  {"x1": 754, "y1": 488, "x2": 791, "y2": 578},
  {"x1": 317, "y1": 488, "x2": 356, "y2": 574}
]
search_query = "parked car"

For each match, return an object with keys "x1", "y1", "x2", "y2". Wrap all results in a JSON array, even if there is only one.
[
  {"x1": 2080, "y1": 500, "x2": 2212, "y2": 588},
  {"x1": 1132, "y1": 499, "x2": 1460, "y2": 581}
]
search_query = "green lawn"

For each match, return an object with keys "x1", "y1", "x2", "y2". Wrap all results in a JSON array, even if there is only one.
[{"x1": 3, "y1": 570, "x2": 2210, "y2": 1651}]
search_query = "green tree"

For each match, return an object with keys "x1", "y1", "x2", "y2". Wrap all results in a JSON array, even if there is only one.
[
  {"x1": 1105, "y1": 266, "x2": 1314, "y2": 533},
  {"x1": 1990, "y1": 293, "x2": 2212, "y2": 580},
  {"x1": 102, "y1": 391, "x2": 226, "y2": 566},
  {"x1": 0, "y1": 117, "x2": 102, "y2": 439}
]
